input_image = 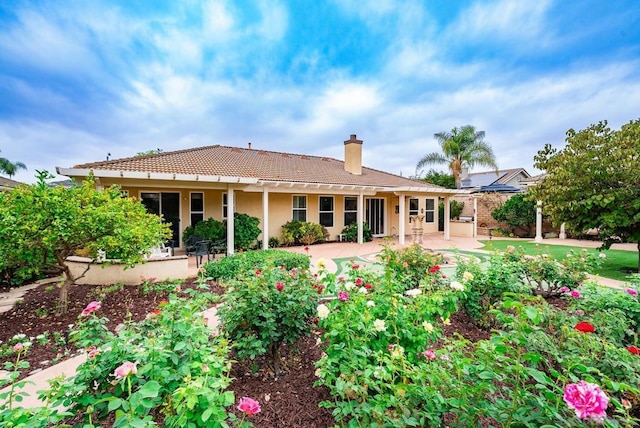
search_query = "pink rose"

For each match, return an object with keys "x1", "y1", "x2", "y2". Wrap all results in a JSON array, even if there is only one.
[
  {"x1": 626, "y1": 288, "x2": 638, "y2": 297},
  {"x1": 81, "y1": 301, "x2": 101, "y2": 317},
  {"x1": 13, "y1": 343, "x2": 24, "y2": 352},
  {"x1": 113, "y1": 361, "x2": 137, "y2": 379},
  {"x1": 570, "y1": 290, "x2": 581, "y2": 299},
  {"x1": 87, "y1": 346, "x2": 100, "y2": 359},
  {"x1": 563, "y1": 381, "x2": 608, "y2": 422},
  {"x1": 559, "y1": 286, "x2": 570, "y2": 293},
  {"x1": 237, "y1": 396, "x2": 261, "y2": 415},
  {"x1": 423, "y1": 349, "x2": 436, "y2": 360},
  {"x1": 338, "y1": 291, "x2": 349, "y2": 302}
]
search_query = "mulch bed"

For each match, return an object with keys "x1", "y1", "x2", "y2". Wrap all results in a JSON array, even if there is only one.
[{"x1": 1, "y1": 279, "x2": 493, "y2": 427}]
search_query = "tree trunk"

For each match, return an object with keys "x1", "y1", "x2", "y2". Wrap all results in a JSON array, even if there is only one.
[{"x1": 55, "y1": 254, "x2": 76, "y2": 315}]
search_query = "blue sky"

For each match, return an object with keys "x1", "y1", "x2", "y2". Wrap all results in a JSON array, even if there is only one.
[{"x1": 1, "y1": 0, "x2": 639, "y2": 183}]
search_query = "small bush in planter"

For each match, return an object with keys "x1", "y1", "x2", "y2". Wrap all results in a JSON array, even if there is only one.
[
  {"x1": 183, "y1": 218, "x2": 225, "y2": 243},
  {"x1": 340, "y1": 222, "x2": 373, "y2": 242}
]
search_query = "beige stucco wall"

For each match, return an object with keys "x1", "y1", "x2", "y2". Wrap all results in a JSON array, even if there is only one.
[
  {"x1": 67, "y1": 256, "x2": 189, "y2": 285},
  {"x1": 91, "y1": 178, "x2": 448, "y2": 244},
  {"x1": 450, "y1": 221, "x2": 474, "y2": 237}
]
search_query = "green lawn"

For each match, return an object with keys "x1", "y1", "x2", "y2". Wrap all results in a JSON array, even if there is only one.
[{"x1": 478, "y1": 239, "x2": 638, "y2": 282}]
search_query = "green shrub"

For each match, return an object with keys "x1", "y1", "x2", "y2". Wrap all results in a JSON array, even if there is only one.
[
  {"x1": 218, "y1": 266, "x2": 318, "y2": 373},
  {"x1": 183, "y1": 217, "x2": 225, "y2": 243},
  {"x1": 340, "y1": 222, "x2": 373, "y2": 242},
  {"x1": 280, "y1": 220, "x2": 328, "y2": 246},
  {"x1": 202, "y1": 249, "x2": 310, "y2": 281},
  {"x1": 232, "y1": 212, "x2": 261, "y2": 250},
  {"x1": 377, "y1": 242, "x2": 444, "y2": 291},
  {"x1": 492, "y1": 193, "x2": 536, "y2": 237},
  {"x1": 268, "y1": 236, "x2": 280, "y2": 248}
]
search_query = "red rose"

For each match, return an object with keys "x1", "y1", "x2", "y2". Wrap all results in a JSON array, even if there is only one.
[
  {"x1": 352, "y1": 264, "x2": 360, "y2": 270},
  {"x1": 429, "y1": 265, "x2": 440, "y2": 273},
  {"x1": 255, "y1": 269, "x2": 262, "y2": 275},
  {"x1": 313, "y1": 317, "x2": 319, "y2": 325},
  {"x1": 575, "y1": 321, "x2": 595, "y2": 333},
  {"x1": 355, "y1": 278, "x2": 363, "y2": 286},
  {"x1": 276, "y1": 282, "x2": 284, "y2": 292},
  {"x1": 628, "y1": 345, "x2": 640, "y2": 355},
  {"x1": 364, "y1": 283, "x2": 372, "y2": 290}
]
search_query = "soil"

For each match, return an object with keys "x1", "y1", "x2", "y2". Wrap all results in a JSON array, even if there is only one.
[{"x1": 0, "y1": 280, "x2": 489, "y2": 427}]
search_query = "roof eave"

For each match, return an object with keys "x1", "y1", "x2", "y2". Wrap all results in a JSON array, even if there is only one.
[{"x1": 56, "y1": 167, "x2": 259, "y2": 184}]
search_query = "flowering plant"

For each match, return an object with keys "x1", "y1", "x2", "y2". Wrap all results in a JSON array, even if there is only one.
[
  {"x1": 218, "y1": 264, "x2": 317, "y2": 374},
  {"x1": 564, "y1": 380, "x2": 609, "y2": 422}
]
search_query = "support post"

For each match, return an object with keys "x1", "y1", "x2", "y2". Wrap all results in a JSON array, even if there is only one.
[
  {"x1": 398, "y1": 194, "x2": 405, "y2": 246},
  {"x1": 357, "y1": 193, "x2": 364, "y2": 244},
  {"x1": 227, "y1": 187, "x2": 235, "y2": 255},
  {"x1": 444, "y1": 196, "x2": 450, "y2": 240},
  {"x1": 535, "y1": 200, "x2": 543, "y2": 243},
  {"x1": 473, "y1": 196, "x2": 478, "y2": 238},
  {"x1": 262, "y1": 188, "x2": 269, "y2": 250}
]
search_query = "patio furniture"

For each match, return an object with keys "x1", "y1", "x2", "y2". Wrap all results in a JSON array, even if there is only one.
[
  {"x1": 185, "y1": 235, "x2": 204, "y2": 256},
  {"x1": 193, "y1": 240, "x2": 212, "y2": 268},
  {"x1": 211, "y1": 238, "x2": 227, "y2": 256}
]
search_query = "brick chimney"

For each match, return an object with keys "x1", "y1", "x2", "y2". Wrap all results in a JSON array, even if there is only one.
[{"x1": 344, "y1": 134, "x2": 363, "y2": 175}]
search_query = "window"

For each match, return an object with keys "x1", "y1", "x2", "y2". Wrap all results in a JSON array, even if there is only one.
[
  {"x1": 344, "y1": 196, "x2": 357, "y2": 226},
  {"x1": 409, "y1": 198, "x2": 419, "y2": 222},
  {"x1": 425, "y1": 198, "x2": 435, "y2": 223},
  {"x1": 292, "y1": 195, "x2": 307, "y2": 221},
  {"x1": 222, "y1": 193, "x2": 228, "y2": 219},
  {"x1": 190, "y1": 192, "x2": 204, "y2": 226},
  {"x1": 319, "y1": 196, "x2": 334, "y2": 227}
]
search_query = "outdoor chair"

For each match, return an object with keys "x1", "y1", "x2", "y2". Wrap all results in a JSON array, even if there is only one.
[
  {"x1": 193, "y1": 240, "x2": 212, "y2": 268},
  {"x1": 185, "y1": 235, "x2": 204, "y2": 256},
  {"x1": 211, "y1": 238, "x2": 227, "y2": 256}
]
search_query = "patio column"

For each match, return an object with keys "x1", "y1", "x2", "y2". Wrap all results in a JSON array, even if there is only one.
[
  {"x1": 559, "y1": 222, "x2": 566, "y2": 239},
  {"x1": 227, "y1": 187, "x2": 235, "y2": 255},
  {"x1": 444, "y1": 196, "x2": 450, "y2": 240},
  {"x1": 262, "y1": 188, "x2": 269, "y2": 250},
  {"x1": 357, "y1": 192, "x2": 364, "y2": 244},
  {"x1": 535, "y1": 200, "x2": 543, "y2": 243},
  {"x1": 473, "y1": 196, "x2": 478, "y2": 238},
  {"x1": 398, "y1": 194, "x2": 406, "y2": 246}
]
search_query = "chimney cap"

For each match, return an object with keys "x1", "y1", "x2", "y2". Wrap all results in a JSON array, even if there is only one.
[
  {"x1": 247, "y1": 142, "x2": 252, "y2": 149},
  {"x1": 344, "y1": 134, "x2": 363, "y2": 145}
]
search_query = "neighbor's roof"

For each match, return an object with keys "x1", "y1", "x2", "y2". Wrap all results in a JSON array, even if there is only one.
[
  {"x1": 65, "y1": 144, "x2": 447, "y2": 190},
  {"x1": 461, "y1": 168, "x2": 530, "y2": 188},
  {"x1": 0, "y1": 176, "x2": 23, "y2": 191}
]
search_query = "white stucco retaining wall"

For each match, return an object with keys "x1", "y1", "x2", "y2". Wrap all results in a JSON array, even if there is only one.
[
  {"x1": 449, "y1": 221, "x2": 474, "y2": 238},
  {"x1": 66, "y1": 256, "x2": 189, "y2": 285}
]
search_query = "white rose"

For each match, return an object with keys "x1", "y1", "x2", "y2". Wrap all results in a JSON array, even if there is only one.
[
  {"x1": 344, "y1": 282, "x2": 355, "y2": 291},
  {"x1": 317, "y1": 304, "x2": 330, "y2": 319},
  {"x1": 373, "y1": 319, "x2": 386, "y2": 332},
  {"x1": 450, "y1": 281, "x2": 464, "y2": 291},
  {"x1": 358, "y1": 287, "x2": 368, "y2": 294},
  {"x1": 366, "y1": 300, "x2": 375, "y2": 307},
  {"x1": 405, "y1": 288, "x2": 422, "y2": 297}
]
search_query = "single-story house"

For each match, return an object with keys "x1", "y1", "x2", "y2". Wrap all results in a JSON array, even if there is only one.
[{"x1": 57, "y1": 135, "x2": 463, "y2": 254}]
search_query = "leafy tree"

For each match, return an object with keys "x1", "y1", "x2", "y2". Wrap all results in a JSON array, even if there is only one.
[
  {"x1": 417, "y1": 125, "x2": 498, "y2": 188},
  {"x1": 0, "y1": 150, "x2": 27, "y2": 178},
  {"x1": 530, "y1": 119, "x2": 640, "y2": 271},
  {"x1": 491, "y1": 193, "x2": 536, "y2": 237},
  {"x1": 419, "y1": 169, "x2": 456, "y2": 189},
  {"x1": 0, "y1": 171, "x2": 171, "y2": 313},
  {"x1": 136, "y1": 148, "x2": 163, "y2": 156}
]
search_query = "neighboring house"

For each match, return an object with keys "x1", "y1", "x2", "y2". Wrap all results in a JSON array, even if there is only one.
[
  {"x1": 460, "y1": 168, "x2": 531, "y2": 191},
  {"x1": 57, "y1": 134, "x2": 461, "y2": 253},
  {"x1": 0, "y1": 177, "x2": 23, "y2": 192}
]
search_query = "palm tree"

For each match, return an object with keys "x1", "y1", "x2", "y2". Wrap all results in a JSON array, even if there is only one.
[
  {"x1": 416, "y1": 125, "x2": 498, "y2": 188},
  {"x1": 0, "y1": 150, "x2": 27, "y2": 178}
]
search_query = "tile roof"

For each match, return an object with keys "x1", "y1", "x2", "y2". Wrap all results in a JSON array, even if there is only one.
[
  {"x1": 73, "y1": 144, "x2": 442, "y2": 189},
  {"x1": 0, "y1": 176, "x2": 23, "y2": 190}
]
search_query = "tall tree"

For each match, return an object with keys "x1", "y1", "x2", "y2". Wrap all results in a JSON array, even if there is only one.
[
  {"x1": 0, "y1": 150, "x2": 27, "y2": 178},
  {"x1": 530, "y1": 119, "x2": 640, "y2": 271},
  {"x1": 416, "y1": 125, "x2": 498, "y2": 188}
]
